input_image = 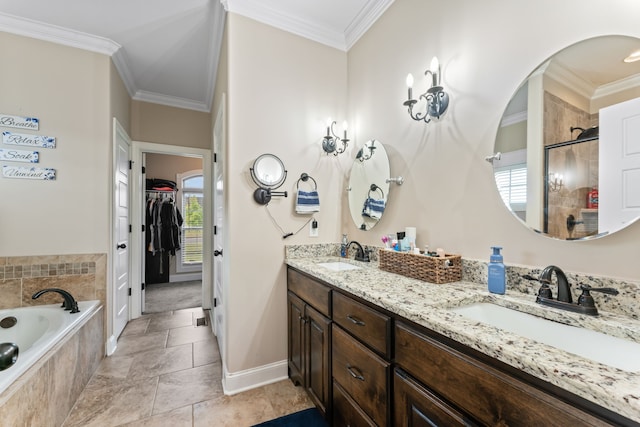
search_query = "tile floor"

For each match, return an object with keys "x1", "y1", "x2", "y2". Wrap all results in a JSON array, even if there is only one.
[{"x1": 62, "y1": 307, "x2": 314, "y2": 427}]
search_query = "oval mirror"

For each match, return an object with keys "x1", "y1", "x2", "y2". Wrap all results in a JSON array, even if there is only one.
[
  {"x1": 493, "y1": 35, "x2": 640, "y2": 240},
  {"x1": 348, "y1": 140, "x2": 391, "y2": 230},
  {"x1": 251, "y1": 154, "x2": 286, "y2": 188}
]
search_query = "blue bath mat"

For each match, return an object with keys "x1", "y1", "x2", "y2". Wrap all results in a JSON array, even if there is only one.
[{"x1": 253, "y1": 408, "x2": 327, "y2": 427}]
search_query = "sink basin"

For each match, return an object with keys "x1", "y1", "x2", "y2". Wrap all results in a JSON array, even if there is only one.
[
  {"x1": 317, "y1": 262, "x2": 361, "y2": 272},
  {"x1": 450, "y1": 303, "x2": 640, "y2": 372}
]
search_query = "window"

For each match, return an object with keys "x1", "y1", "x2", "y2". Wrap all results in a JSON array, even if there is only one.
[
  {"x1": 177, "y1": 170, "x2": 203, "y2": 273},
  {"x1": 493, "y1": 149, "x2": 527, "y2": 220}
]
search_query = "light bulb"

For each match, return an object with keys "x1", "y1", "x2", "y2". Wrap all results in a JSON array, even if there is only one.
[{"x1": 406, "y1": 73, "x2": 414, "y2": 88}]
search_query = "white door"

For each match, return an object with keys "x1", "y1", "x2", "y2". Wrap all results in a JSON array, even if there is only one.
[
  {"x1": 141, "y1": 152, "x2": 147, "y2": 314},
  {"x1": 599, "y1": 97, "x2": 640, "y2": 234},
  {"x1": 213, "y1": 97, "x2": 225, "y2": 359},
  {"x1": 113, "y1": 119, "x2": 131, "y2": 340}
]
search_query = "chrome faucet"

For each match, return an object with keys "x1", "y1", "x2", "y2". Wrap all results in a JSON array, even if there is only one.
[
  {"x1": 347, "y1": 241, "x2": 371, "y2": 262},
  {"x1": 528, "y1": 266, "x2": 618, "y2": 316},
  {"x1": 32, "y1": 288, "x2": 80, "y2": 313}
]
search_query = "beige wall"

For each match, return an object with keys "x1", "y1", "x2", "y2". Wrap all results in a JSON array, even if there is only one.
[
  {"x1": 110, "y1": 60, "x2": 131, "y2": 134},
  {"x1": 131, "y1": 100, "x2": 211, "y2": 149},
  {"x1": 0, "y1": 32, "x2": 112, "y2": 257},
  {"x1": 224, "y1": 14, "x2": 347, "y2": 373},
  {"x1": 346, "y1": 0, "x2": 640, "y2": 280}
]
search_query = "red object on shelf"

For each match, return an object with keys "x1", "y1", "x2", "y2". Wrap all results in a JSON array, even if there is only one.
[{"x1": 587, "y1": 187, "x2": 598, "y2": 209}]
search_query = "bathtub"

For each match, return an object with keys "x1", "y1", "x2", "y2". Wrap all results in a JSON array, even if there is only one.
[{"x1": 0, "y1": 300, "x2": 100, "y2": 395}]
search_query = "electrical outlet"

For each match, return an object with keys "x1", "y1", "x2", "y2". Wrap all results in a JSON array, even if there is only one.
[{"x1": 310, "y1": 220, "x2": 318, "y2": 237}]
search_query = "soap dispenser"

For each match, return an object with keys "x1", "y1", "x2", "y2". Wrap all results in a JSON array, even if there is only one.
[
  {"x1": 341, "y1": 234, "x2": 348, "y2": 258},
  {"x1": 488, "y1": 246, "x2": 506, "y2": 294}
]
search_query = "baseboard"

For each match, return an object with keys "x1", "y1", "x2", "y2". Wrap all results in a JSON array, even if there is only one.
[
  {"x1": 169, "y1": 272, "x2": 202, "y2": 282},
  {"x1": 222, "y1": 359, "x2": 288, "y2": 395},
  {"x1": 106, "y1": 335, "x2": 118, "y2": 356}
]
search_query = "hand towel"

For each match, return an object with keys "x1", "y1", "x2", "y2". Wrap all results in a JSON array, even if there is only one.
[
  {"x1": 362, "y1": 197, "x2": 385, "y2": 219},
  {"x1": 296, "y1": 189, "x2": 320, "y2": 214}
]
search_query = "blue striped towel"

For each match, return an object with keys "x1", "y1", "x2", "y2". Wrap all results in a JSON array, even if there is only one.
[
  {"x1": 296, "y1": 190, "x2": 320, "y2": 214},
  {"x1": 362, "y1": 197, "x2": 385, "y2": 219}
]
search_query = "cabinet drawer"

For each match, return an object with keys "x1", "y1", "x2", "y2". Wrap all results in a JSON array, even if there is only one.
[
  {"x1": 333, "y1": 291, "x2": 391, "y2": 358},
  {"x1": 394, "y1": 368, "x2": 477, "y2": 426},
  {"x1": 287, "y1": 268, "x2": 331, "y2": 317},
  {"x1": 395, "y1": 322, "x2": 610, "y2": 427},
  {"x1": 333, "y1": 380, "x2": 376, "y2": 427},
  {"x1": 332, "y1": 324, "x2": 389, "y2": 426}
]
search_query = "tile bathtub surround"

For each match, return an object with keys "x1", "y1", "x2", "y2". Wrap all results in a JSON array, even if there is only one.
[
  {"x1": 0, "y1": 253, "x2": 106, "y2": 310},
  {"x1": 0, "y1": 306, "x2": 104, "y2": 427}
]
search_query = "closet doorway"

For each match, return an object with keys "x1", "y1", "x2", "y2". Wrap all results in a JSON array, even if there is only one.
[
  {"x1": 130, "y1": 142, "x2": 213, "y2": 319},
  {"x1": 144, "y1": 153, "x2": 203, "y2": 313}
]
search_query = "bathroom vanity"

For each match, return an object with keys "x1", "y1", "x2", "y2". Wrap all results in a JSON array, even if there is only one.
[{"x1": 286, "y1": 256, "x2": 640, "y2": 426}]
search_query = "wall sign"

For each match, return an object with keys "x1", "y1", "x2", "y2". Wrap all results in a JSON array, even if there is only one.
[
  {"x1": 0, "y1": 114, "x2": 39, "y2": 130},
  {"x1": 2, "y1": 131, "x2": 56, "y2": 148},
  {"x1": 0, "y1": 148, "x2": 39, "y2": 163},
  {"x1": 2, "y1": 165, "x2": 55, "y2": 180}
]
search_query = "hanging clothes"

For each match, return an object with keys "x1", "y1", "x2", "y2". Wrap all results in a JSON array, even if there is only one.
[{"x1": 145, "y1": 191, "x2": 183, "y2": 279}]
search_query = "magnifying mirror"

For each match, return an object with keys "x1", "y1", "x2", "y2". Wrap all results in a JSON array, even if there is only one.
[{"x1": 250, "y1": 154, "x2": 288, "y2": 204}]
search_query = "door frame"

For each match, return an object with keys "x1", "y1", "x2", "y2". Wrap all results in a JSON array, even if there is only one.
[{"x1": 129, "y1": 141, "x2": 213, "y2": 318}]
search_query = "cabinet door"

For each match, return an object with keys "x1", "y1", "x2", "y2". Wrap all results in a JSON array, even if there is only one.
[
  {"x1": 287, "y1": 291, "x2": 305, "y2": 386},
  {"x1": 306, "y1": 305, "x2": 331, "y2": 415},
  {"x1": 333, "y1": 380, "x2": 376, "y2": 427},
  {"x1": 394, "y1": 368, "x2": 477, "y2": 427}
]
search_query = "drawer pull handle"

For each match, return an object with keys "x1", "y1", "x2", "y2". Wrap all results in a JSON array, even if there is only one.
[
  {"x1": 346, "y1": 315, "x2": 365, "y2": 326},
  {"x1": 346, "y1": 365, "x2": 365, "y2": 381}
]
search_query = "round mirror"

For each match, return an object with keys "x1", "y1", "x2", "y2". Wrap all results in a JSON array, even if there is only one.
[
  {"x1": 251, "y1": 154, "x2": 286, "y2": 189},
  {"x1": 348, "y1": 140, "x2": 391, "y2": 230},
  {"x1": 493, "y1": 35, "x2": 640, "y2": 240}
]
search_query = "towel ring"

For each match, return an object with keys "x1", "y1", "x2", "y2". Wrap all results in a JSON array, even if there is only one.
[
  {"x1": 296, "y1": 173, "x2": 317, "y2": 190},
  {"x1": 368, "y1": 183, "x2": 384, "y2": 199}
]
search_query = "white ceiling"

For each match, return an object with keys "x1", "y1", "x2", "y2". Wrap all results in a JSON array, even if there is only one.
[{"x1": 0, "y1": 0, "x2": 394, "y2": 112}]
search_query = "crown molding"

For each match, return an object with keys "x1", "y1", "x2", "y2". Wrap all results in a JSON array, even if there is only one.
[
  {"x1": 345, "y1": 0, "x2": 394, "y2": 50},
  {"x1": 133, "y1": 90, "x2": 211, "y2": 113},
  {"x1": 223, "y1": 0, "x2": 393, "y2": 52},
  {"x1": 0, "y1": 12, "x2": 120, "y2": 56}
]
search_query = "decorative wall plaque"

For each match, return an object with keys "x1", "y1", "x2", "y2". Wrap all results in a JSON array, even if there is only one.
[
  {"x1": 2, "y1": 165, "x2": 55, "y2": 180},
  {"x1": 0, "y1": 114, "x2": 39, "y2": 130},
  {"x1": 0, "y1": 148, "x2": 39, "y2": 163},
  {"x1": 2, "y1": 131, "x2": 56, "y2": 148}
]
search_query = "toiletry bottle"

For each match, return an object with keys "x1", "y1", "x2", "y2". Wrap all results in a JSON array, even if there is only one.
[
  {"x1": 341, "y1": 234, "x2": 348, "y2": 257},
  {"x1": 488, "y1": 246, "x2": 506, "y2": 294}
]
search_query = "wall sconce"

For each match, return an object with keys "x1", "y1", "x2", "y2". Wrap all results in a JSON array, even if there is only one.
[
  {"x1": 322, "y1": 119, "x2": 349, "y2": 155},
  {"x1": 356, "y1": 140, "x2": 376, "y2": 162},
  {"x1": 404, "y1": 57, "x2": 450, "y2": 123},
  {"x1": 549, "y1": 173, "x2": 563, "y2": 192}
]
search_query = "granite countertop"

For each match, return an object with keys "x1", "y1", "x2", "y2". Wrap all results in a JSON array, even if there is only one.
[{"x1": 285, "y1": 255, "x2": 640, "y2": 423}]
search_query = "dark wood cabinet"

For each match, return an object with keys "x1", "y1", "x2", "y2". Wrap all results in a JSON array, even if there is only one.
[
  {"x1": 394, "y1": 368, "x2": 476, "y2": 427},
  {"x1": 395, "y1": 321, "x2": 612, "y2": 427},
  {"x1": 332, "y1": 324, "x2": 390, "y2": 426},
  {"x1": 287, "y1": 266, "x2": 628, "y2": 426},
  {"x1": 287, "y1": 269, "x2": 332, "y2": 417}
]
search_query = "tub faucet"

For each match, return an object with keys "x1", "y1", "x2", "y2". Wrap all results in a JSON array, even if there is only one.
[
  {"x1": 32, "y1": 288, "x2": 80, "y2": 313},
  {"x1": 347, "y1": 241, "x2": 370, "y2": 262}
]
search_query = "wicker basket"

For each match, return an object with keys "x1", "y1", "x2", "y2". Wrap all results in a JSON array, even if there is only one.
[{"x1": 378, "y1": 249, "x2": 462, "y2": 284}]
